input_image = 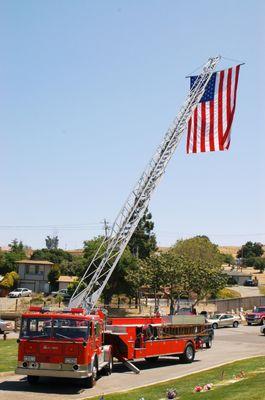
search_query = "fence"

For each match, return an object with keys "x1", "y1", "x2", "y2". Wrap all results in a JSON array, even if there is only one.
[
  {"x1": 0, "y1": 297, "x2": 30, "y2": 314},
  {"x1": 198, "y1": 296, "x2": 265, "y2": 313}
]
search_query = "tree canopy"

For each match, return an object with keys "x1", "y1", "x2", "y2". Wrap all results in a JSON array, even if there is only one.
[
  {"x1": 171, "y1": 236, "x2": 222, "y2": 267},
  {"x1": 45, "y1": 235, "x2": 59, "y2": 250},
  {"x1": 237, "y1": 241, "x2": 264, "y2": 259},
  {"x1": 31, "y1": 248, "x2": 73, "y2": 264},
  {"x1": 128, "y1": 209, "x2": 157, "y2": 259},
  {"x1": 0, "y1": 239, "x2": 26, "y2": 274},
  {"x1": 83, "y1": 236, "x2": 138, "y2": 303}
]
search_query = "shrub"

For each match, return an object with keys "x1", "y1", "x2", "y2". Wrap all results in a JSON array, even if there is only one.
[{"x1": 215, "y1": 288, "x2": 241, "y2": 299}]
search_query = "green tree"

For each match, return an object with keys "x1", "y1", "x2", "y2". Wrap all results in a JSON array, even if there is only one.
[
  {"x1": 0, "y1": 271, "x2": 19, "y2": 290},
  {"x1": 67, "y1": 279, "x2": 87, "y2": 297},
  {"x1": 221, "y1": 253, "x2": 236, "y2": 266},
  {"x1": 159, "y1": 252, "x2": 189, "y2": 314},
  {"x1": 128, "y1": 209, "x2": 157, "y2": 259},
  {"x1": 45, "y1": 235, "x2": 59, "y2": 250},
  {"x1": 253, "y1": 257, "x2": 265, "y2": 273},
  {"x1": 237, "y1": 242, "x2": 264, "y2": 259},
  {"x1": 0, "y1": 240, "x2": 26, "y2": 274},
  {"x1": 83, "y1": 236, "x2": 138, "y2": 304},
  {"x1": 171, "y1": 236, "x2": 222, "y2": 267},
  {"x1": 48, "y1": 265, "x2": 61, "y2": 291},
  {"x1": 31, "y1": 248, "x2": 72, "y2": 264},
  {"x1": 138, "y1": 254, "x2": 168, "y2": 309},
  {"x1": 9, "y1": 239, "x2": 25, "y2": 253},
  {"x1": 61, "y1": 256, "x2": 87, "y2": 277}
]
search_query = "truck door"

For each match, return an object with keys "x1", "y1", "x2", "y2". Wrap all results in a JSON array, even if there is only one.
[{"x1": 94, "y1": 321, "x2": 104, "y2": 365}]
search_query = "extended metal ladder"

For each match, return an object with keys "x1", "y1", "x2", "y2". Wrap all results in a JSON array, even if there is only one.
[{"x1": 69, "y1": 56, "x2": 221, "y2": 312}]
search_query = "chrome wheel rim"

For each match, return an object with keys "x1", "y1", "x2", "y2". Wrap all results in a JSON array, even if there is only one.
[{"x1": 186, "y1": 346, "x2": 194, "y2": 360}]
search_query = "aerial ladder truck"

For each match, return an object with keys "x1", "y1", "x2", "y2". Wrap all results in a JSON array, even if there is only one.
[{"x1": 16, "y1": 56, "x2": 220, "y2": 387}]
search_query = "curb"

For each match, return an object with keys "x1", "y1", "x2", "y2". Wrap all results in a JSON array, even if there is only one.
[{"x1": 85, "y1": 355, "x2": 265, "y2": 399}]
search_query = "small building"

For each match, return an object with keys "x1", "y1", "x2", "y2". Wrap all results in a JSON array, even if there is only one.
[
  {"x1": 226, "y1": 270, "x2": 252, "y2": 285},
  {"x1": 58, "y1": 275, "x2": 78, "y2": 291},
  {"x1": 16, "y1": 259, "x2": 54, "y2": 293}
]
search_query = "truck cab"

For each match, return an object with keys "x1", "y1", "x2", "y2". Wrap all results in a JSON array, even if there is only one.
[
  {"x1": 246, "y1": 306, "x2": 265, "y2": 326},
  {"x1": 16, "y1": 307, "x2": 112, "y2": 387}
]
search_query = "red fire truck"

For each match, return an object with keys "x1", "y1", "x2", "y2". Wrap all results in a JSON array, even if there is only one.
[
  {"x1": 16, "y1": 57, "x2": 221, "y2": 387},
  {"x1": 16, "y1": 307, "x2": 208, "y2": 387}
]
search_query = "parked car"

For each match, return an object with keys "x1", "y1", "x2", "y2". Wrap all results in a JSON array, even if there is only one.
[
  {"x1": 51, "y1": 288, "x2": 71, "y2": 300},
  {"x1": 0, "y1": 319, "x2": 12, "y2": 334},
  {"x1": 244, "y1": 279, "x2": 258, "y2": 287},
  {"x1": 8, "y1": 288, "x2": 32, "y2": 298},
  {"x1": 207, "y1": 313, "x2": 241, "y2": 329},
  {"x1": 246, "y1": 306, "x2": 265, "y2": 326},
  {"x1": 260, "y1": 324, "x2": 265, "y2": 335}
]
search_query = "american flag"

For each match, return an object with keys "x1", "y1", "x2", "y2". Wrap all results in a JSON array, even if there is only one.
[{"x1": 186, "y1": 65, "x2": 240, "y2": 154}]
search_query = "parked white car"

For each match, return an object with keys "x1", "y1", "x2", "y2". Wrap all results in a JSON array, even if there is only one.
[
  {"x1": 260, "y1": 325, "x2": 265, "y2": 335},
  {"x1": 0, "y1": 319, "x2": 12, "y2": 334},
  {"x1": 8, "y1": 288, "x2": 32, "y2": 298},
  {"x1": 207, "y1": 313, "x2": 241, "y2": 329}
]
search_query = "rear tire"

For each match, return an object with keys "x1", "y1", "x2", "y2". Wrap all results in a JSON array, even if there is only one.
[
  {"x1": 27, "y1": 375, "x2": 39, "y2": 384},
  {"x1": 233, "y1": 321, "x2": 239, "y2": 328},
  {"x1": 212, "y1": 323, "x2": 218, "y2": 329},
  {"x1": 179, "y1": 344, "x2": 195, "y2": 363}
]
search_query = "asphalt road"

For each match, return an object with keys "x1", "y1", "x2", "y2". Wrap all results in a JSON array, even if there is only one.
[{"x1": 0, "y1": 325, "x2": 264, "y2": 400}]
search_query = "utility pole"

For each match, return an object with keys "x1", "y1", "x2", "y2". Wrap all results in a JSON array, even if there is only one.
[{"x1": 102, "y1": 219, "x2": 110, "y2": 238}]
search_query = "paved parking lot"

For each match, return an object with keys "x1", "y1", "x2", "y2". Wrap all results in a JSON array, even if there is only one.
[{"x1": 0, "y1": 324, "x2": 264, "y2": 400}]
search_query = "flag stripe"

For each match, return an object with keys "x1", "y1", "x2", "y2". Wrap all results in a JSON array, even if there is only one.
[
  {"x1": 209, "y1": 100, "x2": 215, "y2": 151},
  {"x1": 193, "y1": 107, "x2": 198, "y2": 153},
  {"x1": 218, "y1": 70, "x2": 224, "y2": 150},
  {"x1": 186, "y1": 118, "x2": 192, "y2": 153},
  {"x1": 200, "y1": 102, "x2": 206, "y2": 152}
]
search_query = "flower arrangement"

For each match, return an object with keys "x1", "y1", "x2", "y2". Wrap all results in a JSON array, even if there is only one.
[
  {"x1": 194, "y1": 383, "x2": 213, "y2": 392},
  {"x1": 166, "y1": 389, "x2": 178, "y2": 399}
]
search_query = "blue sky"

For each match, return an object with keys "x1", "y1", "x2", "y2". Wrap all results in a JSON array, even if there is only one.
[{"x1": 0, "y1": 1, "x2": 264, "y2": 249}]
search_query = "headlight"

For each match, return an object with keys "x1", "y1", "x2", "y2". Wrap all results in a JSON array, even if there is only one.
[
  {"x1": 64, "y1": 357, "x2": 77, "y2": 364},
  {"x1": 24, "y1": 355, "x2": 36, "y2": 362}
]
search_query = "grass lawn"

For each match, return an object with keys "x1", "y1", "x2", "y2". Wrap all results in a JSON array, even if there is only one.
[
  {"x1": 88, "y1": 357, "x2": 265, "y2": 400},
  {"x1": 0, "y1": 339, "x2": 18, "y2": 373}
]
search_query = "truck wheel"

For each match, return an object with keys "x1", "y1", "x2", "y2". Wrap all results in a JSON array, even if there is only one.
[
  {"x1": 260, "y1": 319, "x2": 265, "y2": 326},
  {"x1": 27, "y1": 375, "x2": 39, "y2": 384},
  {"x1": 84, "y1": 360, "x2": 98, "y2": 388},
  {"x1": 212, "y1": 323, "x2": 218, "y2": 329},
  {"x1": 233, "y1": 321, "x2": 239, "y2": 328},
  {"x1": 103, "y1": 354, "x2": 113, "y2": 376},
  {"x1": 206, "y1": 336, "x2": 212, "y2": 349},
  {"x1": 145, "y1": 356, "x2": 159, "y2": 362},
  {"x1": 179, "y1": 344, "x2": 195, "y2": 363}
]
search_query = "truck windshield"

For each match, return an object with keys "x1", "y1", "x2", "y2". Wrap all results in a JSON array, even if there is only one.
[
  {"x1": 20, "y1": 318, "x2": 89, "y2": 340},
  {"x1": 255, "y1": 307, "x2": 265, "y2": 313},
  {"x1": 21, "y1": 318, "x2": 52, "y2": 339},
  {"x1": 53, "y1": 319, "x2": 89, "y2": 340}
]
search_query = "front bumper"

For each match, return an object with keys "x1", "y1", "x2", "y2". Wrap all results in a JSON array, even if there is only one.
[
  {"x1": 16, "y1": 361, "x2": 91, "y2": 379},
  {"x1": 246, "y1": 318, "x2": 261, "y2": 325}
]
